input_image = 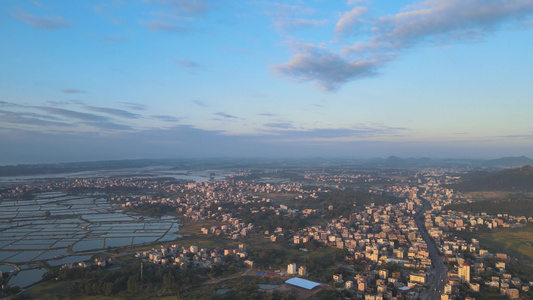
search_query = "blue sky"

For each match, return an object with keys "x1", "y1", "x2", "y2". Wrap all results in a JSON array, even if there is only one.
[{"x1": 1, "y1": 0, "x2": 533, "y2": 164}]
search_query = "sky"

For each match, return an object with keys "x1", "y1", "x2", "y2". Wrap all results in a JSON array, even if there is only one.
[{"x1": 1, "y1": 0, "x2": 533, "y2": 165}]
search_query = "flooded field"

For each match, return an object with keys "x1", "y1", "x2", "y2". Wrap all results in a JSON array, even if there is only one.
[
  {"x1": 0, "y1": 192, "x2": 181, "y2": 288},
  {"x1": 8, "y1": 268, "x2": 47, "y2": 288},
  {"x1": 0, "y1": 167, "x2": 232, "y2": 185},
  {"x1": 0, "y1": 169, "x2": 233, "y2": 288}
]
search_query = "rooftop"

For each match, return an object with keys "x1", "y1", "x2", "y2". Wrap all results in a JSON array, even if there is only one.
[{"x1": 285, "y1": 278, "x2": 322, "y2": 290}]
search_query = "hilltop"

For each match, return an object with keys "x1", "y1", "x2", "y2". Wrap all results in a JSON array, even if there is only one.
[
  {"x1": 484, "y1": 156, "x2": 533, "y2": 168},
  {"x1": 451, "y1": 165, "x2": 533, "y2": 192},
  {"x1": 445, "y1": 198, "x2": 533, "y2": 217}
]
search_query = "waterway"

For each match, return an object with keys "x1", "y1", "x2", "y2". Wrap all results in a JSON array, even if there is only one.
[{"x1": 0, "y1": 168, "x2": 232, "y2": 185}]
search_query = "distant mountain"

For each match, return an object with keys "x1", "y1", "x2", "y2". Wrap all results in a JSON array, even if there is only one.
[
  {"x1": 484, "y1": 156, "x2": 533, "y2": 168},
  {"x1": 1, "y1": 155, "x2": 532, "y2": 177},
  {"x1": 385, "y1": 156, "x2": 433, "y2": 166},
  {"x1": 366, "y1": 155, "x2": 533, "y2": 169},
  {"x1": 0, "y1": 159, "x2": 176, "y2": 177},
  {"x1": 452, "y1": 165, "x2": 533, "y2": 192},
  {"x1": 363, "y1": 156, "x2": 435, "y2": 167}
]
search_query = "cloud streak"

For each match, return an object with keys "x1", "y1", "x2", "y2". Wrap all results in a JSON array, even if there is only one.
[
  {"x1": 193, "y1": 100, "x2": 208, "y2": 107},
  {"x1": 36, "y1": 107, "x2": 110, "y2": 122},
  {"x1": 34, "y1": 107, "x2": 133, "y2": 131},
  {"x1": 273, "y1": 18, "x2": 328, "y2": 31},
  {"x1": 146, "y1": 0, "x2": 212, "y2": 16},
  {"x1": 0, "y1": 101, "x2": 23, "y2": 107},
  {"x1": 214, "y1": 112, "x2": 239, "y2": 119},
  {"x1": 62, "y1": 89, "x2": 86, "y2": 94},
  {"x1": 152, "y1": 115, "x2": 180, "y2": 122},
  {"x1": 141, "y1": 0, "x2": 214, "y2": 33},
  {"x1": 260, "y1": 2, "x2": 315, "y2": 17},
  {"x1": 264, "y1": 122, "x2": 296, "y2": 129},
  {"x1": 178, "y1": 58, "x2": 200, "y2": 68},
  {"x1": 259, "y1": 124, "x2": 408, "y2": 142},
  {"x1": 0, "y1": 110, "x2": 73, "y2": 128},
  {"x1": 141, "y1": 20, "x2": 189, "y2": 32},
  {"x1": 12, "y1": 11, "x2": 73, "y2": 29},
  {"x1": 85, "y1": 106, "x2": 142, "y2": 119},
  {"x1": 120, "y1": 102, "x2": 148, "y2": 111}
]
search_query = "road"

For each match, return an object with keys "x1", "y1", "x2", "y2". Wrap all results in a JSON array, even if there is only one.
[{"x1": 415, "y1": 197, "x2": 446, "y2": 300}]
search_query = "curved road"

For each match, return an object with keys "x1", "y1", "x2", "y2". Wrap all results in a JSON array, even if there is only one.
[{"x1": 415, "y1": 197, "x2": 446, "y2": 300}]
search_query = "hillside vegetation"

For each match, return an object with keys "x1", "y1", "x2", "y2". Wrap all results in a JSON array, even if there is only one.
[
  {"x1": 452, "y1": 165, "x2": 533, "y2": 192},
  {"x1": 445, "y1": 198, "x2": 533, "y2": 217}
]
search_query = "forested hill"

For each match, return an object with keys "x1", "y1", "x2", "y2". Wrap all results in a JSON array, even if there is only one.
[{"x1": 451, "y1": 165, "x2": 533, "y2": 192}]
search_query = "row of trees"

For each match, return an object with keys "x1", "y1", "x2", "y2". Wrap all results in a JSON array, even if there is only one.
[
  {"x1": 53, "y1": 264, "x2": 210, "y2": 297},
  {"x1": 51, "y1": 256, "x2": 249, "y2": 298}
]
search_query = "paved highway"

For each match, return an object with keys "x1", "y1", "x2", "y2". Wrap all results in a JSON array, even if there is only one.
[{"x1": 415, "y1": 197, "x2": 447, "y2": 300}]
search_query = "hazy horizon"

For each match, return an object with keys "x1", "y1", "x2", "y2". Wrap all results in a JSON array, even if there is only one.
[
  {"x1": 2, "y1": 154, "x2": 533, "y2": 167},
  {"x1": 2, "y1": 0, "x2": 533, "y2": 165}
]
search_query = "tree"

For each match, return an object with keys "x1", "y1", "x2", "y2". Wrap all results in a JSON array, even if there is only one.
[
  {"x1": 163, "y1": 272, "x2": 176, "y2": 290},
  {"x1": 127, "y1": 275, "x2": 140, "y2": 294}
]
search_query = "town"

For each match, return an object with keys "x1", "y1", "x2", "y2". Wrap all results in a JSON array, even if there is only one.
[{"x1": 1, "y1": 165, "x2": 533, "y2": 299}]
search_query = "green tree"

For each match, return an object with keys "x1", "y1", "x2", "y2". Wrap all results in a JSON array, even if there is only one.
[{"x1": 127, "y1": 275, "x2": 140, "y2": 294}]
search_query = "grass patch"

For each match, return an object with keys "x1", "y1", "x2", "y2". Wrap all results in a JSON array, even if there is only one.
[
  {"x1": 23, "y1": 281, "x2": 71, "y2": 299},
  {"x1": 178, "y1": 220, "x2": 229, "y2": 235},
  {"x1": 178, "y1": 234, "x2": 239, "y2": 250},
  {"x1": 463, "y1": 191, "x2": 528, "y2": 201},
  {"x1": 175, "y1": 220, "x2": 240, "y2": 249},
  {"x1": 446, "y1": 198, "x2": 533, "y2": 217},
  {"x1": 460, "y1": 224, "x2": 533, "y2": 268},
  {"x1": 243, "y1": 235, "x2": 346, "y2": 282},
  {"x1": 252, "y1": 192, "x2": 300, "y2": 203}
]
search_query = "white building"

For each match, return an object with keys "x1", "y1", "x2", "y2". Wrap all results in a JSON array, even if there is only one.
[
  {"x1": 458, "y1": 263, "x2": 470, "y2": 283},
  {"x1": 298, "y1": 266, "x2": 307, "y2": 276},
  {"x1": 287, "y1": 263, "x2": 297, "y2": 275}
]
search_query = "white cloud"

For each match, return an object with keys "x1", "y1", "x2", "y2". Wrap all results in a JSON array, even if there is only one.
[
  {"x1": 334, "y1": 6, "x2": 367, "y2": 36},
  {"x1": 274, "y1": 44, "x2": 386, "y2": 91},
  {"x1": 350, "y1": 0, "x2": 533, "y2": 52},
  {"x1": 277, "y1": 0, "x2": 533, "y2": 90}
]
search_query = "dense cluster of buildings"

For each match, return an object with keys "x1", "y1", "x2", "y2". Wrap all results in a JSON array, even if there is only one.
[
  {"x1": 135, "y1": 243, "x2": 250, "y2": 269},
  {"x1": 61, "y1": 257, "x2": 113, "y2": 270},
  {"x1": 423, "y1": 208, "x2": 531, "y2": 299},
  {"x1": 285, "y1": 198, "x2": 433, "y2": 299},
  {"x1": 2, "y1": 167, "x2": 532, "y2": 299}
]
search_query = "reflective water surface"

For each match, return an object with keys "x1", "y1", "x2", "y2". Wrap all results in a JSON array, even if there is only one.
[{"x1": 1, "y1": 191, "x2": 181, "y2": 288}]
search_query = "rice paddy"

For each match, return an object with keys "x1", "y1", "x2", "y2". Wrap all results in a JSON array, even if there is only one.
[{"x1": 0, "y1": 192, "x2": 181, "y2": 267}]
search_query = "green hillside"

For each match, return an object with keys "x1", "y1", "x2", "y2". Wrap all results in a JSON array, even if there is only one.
[
  {"x1": 445, "y1": 198, "x2": 533, "y2": 217},
  {"x1": 452, "y1": 165, "x2": 533, "y2": 192}
]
